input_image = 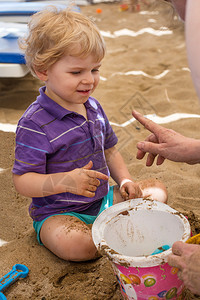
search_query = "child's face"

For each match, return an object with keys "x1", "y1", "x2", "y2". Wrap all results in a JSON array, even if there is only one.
[{"x1": 41, "y1": 54, "x2": 101, "y2": 110}]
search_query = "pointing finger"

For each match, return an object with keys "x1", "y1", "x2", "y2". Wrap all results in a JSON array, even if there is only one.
[
  {"x1": 132, "y1": 110, "x2": 164, "y2": 135},
  {"x1": 88, "y1": 170, "x2": 108, "y2": 181}
]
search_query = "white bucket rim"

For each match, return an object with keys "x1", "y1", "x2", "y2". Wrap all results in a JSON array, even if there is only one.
[{"x1": 92, "y1": 198, "x2": 191, "y2": 267}]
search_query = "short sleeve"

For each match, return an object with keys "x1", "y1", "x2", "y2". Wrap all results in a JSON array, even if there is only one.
[{"x1": 12, "y1": 118, "x2": 53, "y2": 175}]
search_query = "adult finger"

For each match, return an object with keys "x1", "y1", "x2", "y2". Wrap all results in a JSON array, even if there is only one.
[
  {"x1": 136, "y1": 148, "x2": 146, "y2": 160},
  {"x1": 146, "y1": 133, "x2": 159, "y2": 144},
  {"x1": 172, "y1": 241, "x2": 189, "y2": 256},
  {"x1": 137, "y1": 141, "x2": 163, "y2": 156},
  {"x1": 156, "y1": 155, "x2": 165, "y2": 165},
  {"x1": 173, "y1": 240, "x2": 200, "y2": 256},
  {"x1": 136, "y1": 134, "x2": 158, "y2": 160},
  {"x1": 146, "y1": 152, "x2": 156, "y2": 166},
  {"x1": 132, "y1": 110, "x2": 164, "y2": 135},
  {"x1": 167, "y1": 253, "x2": 184, "y2": 270}
]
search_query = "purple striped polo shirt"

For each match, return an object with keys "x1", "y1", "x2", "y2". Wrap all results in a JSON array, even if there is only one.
[{"x1": 12, "y1": 86, "x2": 118, "y2": 221}]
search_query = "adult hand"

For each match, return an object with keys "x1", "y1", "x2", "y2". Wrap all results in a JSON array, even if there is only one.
[
  {"x1": 132, "y1": 110, "x2": 200, "y2": 166},
  {"x1": 168, "y1": 241, "x2": 200, "y2": 295},
  {"x1": 62, "y1": 161, "x2": 108, "y2": 198}
]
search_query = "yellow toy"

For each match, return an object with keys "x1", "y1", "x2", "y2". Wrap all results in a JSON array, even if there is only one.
[{"x1": 186, "y1": 233, "x2": 200, "y2": 244}]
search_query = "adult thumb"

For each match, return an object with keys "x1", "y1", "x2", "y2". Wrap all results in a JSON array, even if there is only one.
[{"x1": 83, "y1": 160, "x2": 93, "y2": 170}]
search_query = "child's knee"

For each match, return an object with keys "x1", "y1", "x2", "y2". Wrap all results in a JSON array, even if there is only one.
[
  {"x1": 57, "y1": 229, "x2": 97, "y2": 261},
  {"x1": 142, "y1": 186, "x2": 168, "y2": 203},
  {"x1": 41, "y1": 223, "x2": 97, "y2": 261},
  {"x1": 138, "y1": 179, "x2": 168, "y2": 203}
]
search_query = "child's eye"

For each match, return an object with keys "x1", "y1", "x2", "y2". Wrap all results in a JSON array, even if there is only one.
[
  {"x1": 92, "y1": 69, "x2": 99, "y2": 73},
  {"x1": 71, "y1": 71, "x2": 81, "y2": 75}
]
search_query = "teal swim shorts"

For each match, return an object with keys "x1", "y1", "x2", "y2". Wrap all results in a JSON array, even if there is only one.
[{"x1": 33, "y1": 186, "x2": 114, "y2": 245}]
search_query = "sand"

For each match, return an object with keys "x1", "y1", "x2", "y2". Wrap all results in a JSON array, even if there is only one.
[{"x1": 1, "y1": 1, "x2": 200, "y2": 299}]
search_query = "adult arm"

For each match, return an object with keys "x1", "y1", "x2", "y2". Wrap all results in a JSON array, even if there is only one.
[
  {"x1": 185, "y1": 0, "x2": 200, "y2": 102},
  {"x1": 132, "y1": 110, "x2": 200, "y2": 166},
  {"x1": 13, "y1": 161, "x2": 108, "y2": 198}
]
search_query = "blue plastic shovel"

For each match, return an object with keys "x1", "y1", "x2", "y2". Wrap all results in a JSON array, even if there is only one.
[
  {"x1": 151, "y1": 244, "x2": 170, "y2": 255},
  {"x1": 0, "y1": 264, "x2": 29, "y2": 300}
]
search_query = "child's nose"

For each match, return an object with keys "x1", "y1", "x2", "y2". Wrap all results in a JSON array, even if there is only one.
[{"x1": 82, "y1": 72, "x2": 94, "y2": 84}]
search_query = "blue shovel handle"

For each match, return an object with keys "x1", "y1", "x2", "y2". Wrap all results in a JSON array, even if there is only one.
[
  {"x1": 151, "y1": 244, "x2": 170, "y2": 255},
  {"x1": 0, "y1": 264, "x2": 29, "y2": 294},
  {"x1": 0, "y1": 292, "x2": 7, "y2": 300}
]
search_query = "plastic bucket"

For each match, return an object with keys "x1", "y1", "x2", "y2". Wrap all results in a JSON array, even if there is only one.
[{"x1": 92, "y1": 198, "x2": 191, "y2": 300}]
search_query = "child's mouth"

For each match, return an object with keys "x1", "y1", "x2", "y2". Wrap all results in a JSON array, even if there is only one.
[{"x1": 77, "y1": 89, "x2": 91, "y2": 95}]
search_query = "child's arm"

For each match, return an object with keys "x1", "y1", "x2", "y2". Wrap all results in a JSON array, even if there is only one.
[
  {"x1": 13, "y1": 161, "x2": 108, "y2": 198},
  {"x1": 105, "y1": 146, "x2": 142, "y2": 200}
]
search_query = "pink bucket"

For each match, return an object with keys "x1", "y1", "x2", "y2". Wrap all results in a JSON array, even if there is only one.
[{"x1": 92, "y1": 199, "x2": 191, "y2": 300}]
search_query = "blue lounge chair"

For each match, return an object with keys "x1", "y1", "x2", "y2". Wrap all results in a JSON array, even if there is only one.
[
  {"x1": 0, "y1": 1, "x2": 81, "y2": 78},
  {"x1": 0, "y1": 22, "x2": 28, "y2": 77},
  {"x1": 0, "y1": 1, "x2": 81, "y2": 23}
]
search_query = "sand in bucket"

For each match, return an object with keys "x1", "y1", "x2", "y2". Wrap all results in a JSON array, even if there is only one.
[{"x1": 92, "y1": 198, "x2": 191, "y2": 300}]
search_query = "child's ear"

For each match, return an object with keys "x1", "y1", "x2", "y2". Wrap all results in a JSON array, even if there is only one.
[{"x1": 34, "y1": 69, "x2": 48, "y2": 81}]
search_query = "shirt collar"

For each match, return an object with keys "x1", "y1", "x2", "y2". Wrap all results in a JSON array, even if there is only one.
[{"x1": 37, "y1": 86, "x2": 96, "y2": 120}]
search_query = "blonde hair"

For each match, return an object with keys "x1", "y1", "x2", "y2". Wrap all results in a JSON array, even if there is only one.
[{"x1": 20, "y1": 7, "x2": 106, "y2": 76}]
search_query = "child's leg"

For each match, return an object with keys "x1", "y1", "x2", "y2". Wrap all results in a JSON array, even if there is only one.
[
  {"x1": 40, "y1": 215, "x2": 97, "y2": 261},
  {"x1": 137, "y1": 178, "x2": 168, "y2": 203},
  {"x1": 113, "y1": 178, "x2": 168, "y2": 205}
]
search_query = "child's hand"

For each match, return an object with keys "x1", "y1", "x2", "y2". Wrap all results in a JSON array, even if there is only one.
[
  {"x1": 63, "y1": 161, "x2": 108, "y2": 198},
  {"x1": 120, "y1": 181, "x2": 142, "y2": 200}
]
